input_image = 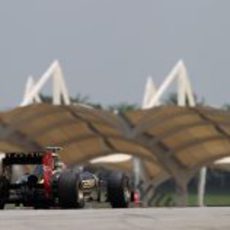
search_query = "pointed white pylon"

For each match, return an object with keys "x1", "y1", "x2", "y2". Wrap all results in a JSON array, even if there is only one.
[
  {"x1": 23, "y1": 76, "x2": 34, "y2": 104},
  {"x1": 20, "y1": 60, "x2": 70, "y2": 106},
  {"x1": 22, "y1": 76, "x2": 42, "y2": 106},
  {"x1": 142, "y1": 76, "x2": 158, "y2": 109},
  {"x1": 146, "y1": 59, "x2": 196, "y2": 108}
]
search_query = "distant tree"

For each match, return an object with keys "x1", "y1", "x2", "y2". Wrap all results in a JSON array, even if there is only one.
[
  {"x1": 108, "y1": 102, "x2": 139, "y2": 113},
  {"x1": 70, "y1": 94, "x2": 90, "y2": 104},
  {"x1": 164, "y1": 92, "x2": 205, "y2": 106},
  {"x1": 39, "y1": 94, "x2": 52, "y2": 103},
  {"x1": 71, "y1": 94, "x2": 103, "y2": 109},
  {"x1": 37, "y1": 94, "x2": 140, "y2": 112},
  {"x1": 39, "y1": 93, "x2": 91, "y2": 104},
  {"x1": 222, "y1": 104, "x2": 230, "y2": 111},
  {"x1": 39, "y1": 93, "x2": 103, "y2": 109},
  {"x1": 164, "y1": 93, "x2": 178, "y2": 105}
]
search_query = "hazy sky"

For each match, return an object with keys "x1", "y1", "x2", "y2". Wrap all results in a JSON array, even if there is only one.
[{"x1": 0, "y1": 0, "x2": 229, "y2": 109}]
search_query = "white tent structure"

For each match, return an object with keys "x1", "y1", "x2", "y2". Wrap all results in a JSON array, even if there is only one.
[
  {"x1": 140, "y1": 60, "x2": 209, "y2": 206},
  {"x1": 142, "y1": 60, "x2": 230, "y2": 206},
  {"x1": 103, "y1": 59, "x2": 197, "y2": 187}
]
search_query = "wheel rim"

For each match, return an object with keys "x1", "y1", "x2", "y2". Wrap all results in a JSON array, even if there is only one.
[
  {"x1": 123, "y1": 180, "x2": 131, "y2": 203},
  {"x1": 77, "y1": 189, "x2": 84, "y2": 202},
  {"x1": 76, "y1": 183, "x2": 84, "y2": 207}
]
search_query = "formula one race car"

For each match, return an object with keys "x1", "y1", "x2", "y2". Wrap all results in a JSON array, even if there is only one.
[{"x1": 0, "y1": 147, "x2": 132, "y2": 209}]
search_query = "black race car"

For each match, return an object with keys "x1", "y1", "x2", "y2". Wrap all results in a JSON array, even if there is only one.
[{"x1": 0, "y1": 147, "x2": 132, "y2": 209}]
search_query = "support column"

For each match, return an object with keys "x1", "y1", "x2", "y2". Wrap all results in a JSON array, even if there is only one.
[
  {"x1": 197, "y1": 167, "x2": 207, "y2": 206},
  {"x1": 174, "y1": 177, "x2": 189, "y2": 207},
  {"x1": 133, "y1": 157, "x2": 141, "y2": 190}
]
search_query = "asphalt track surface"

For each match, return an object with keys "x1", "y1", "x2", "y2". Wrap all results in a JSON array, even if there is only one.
[{"x1": 0, "y1": 208, "x2": 230, "y2": 230}]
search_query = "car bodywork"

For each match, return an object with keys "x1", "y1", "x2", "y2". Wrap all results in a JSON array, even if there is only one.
[{"x1": 0, "y1": 147, "x2": 132, "y2": 209}]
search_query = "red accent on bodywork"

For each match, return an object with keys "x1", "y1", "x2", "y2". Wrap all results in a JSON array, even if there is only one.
[
  {"x1": 134, "y1": 191, "x2": 141, "y2": 207},
  {"x1": 42, "y1": 152, "x2": 54, "y2": 197}
]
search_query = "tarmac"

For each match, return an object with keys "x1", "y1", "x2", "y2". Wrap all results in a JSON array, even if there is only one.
[{"x1": 0, "y1": 208, "x2": 230, "y2": 230}]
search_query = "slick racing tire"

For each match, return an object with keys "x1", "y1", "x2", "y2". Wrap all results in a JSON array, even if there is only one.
[
  {"x1": 58, "y1": 170, "x2": 84, "y2": 209},
  {"x1": 0, "y1": 176, "x2": 9, "y2": 210},
  {"x1": 107, "y1": 171, "x2": 131, "y2": 208}
]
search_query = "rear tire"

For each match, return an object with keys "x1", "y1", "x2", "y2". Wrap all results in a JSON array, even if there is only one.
[
  {"x1": 58, "y1": 170, "x2": 84, "y2": 209},
  {"x1": 0, "y1": 176, "x2": 9, "y2": 210},
  {"x1": 107, "y1": 171, "x2": 131, "y2": 208}
]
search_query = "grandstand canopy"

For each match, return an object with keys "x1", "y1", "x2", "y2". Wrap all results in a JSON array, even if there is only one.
[{"x1": 0, "y1": 104, "x2": 230, "y2": 184}]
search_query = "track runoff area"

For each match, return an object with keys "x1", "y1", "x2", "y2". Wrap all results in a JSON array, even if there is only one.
[{"x1": 0, "y1": 208, "x2": 230, "y2": 230}]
